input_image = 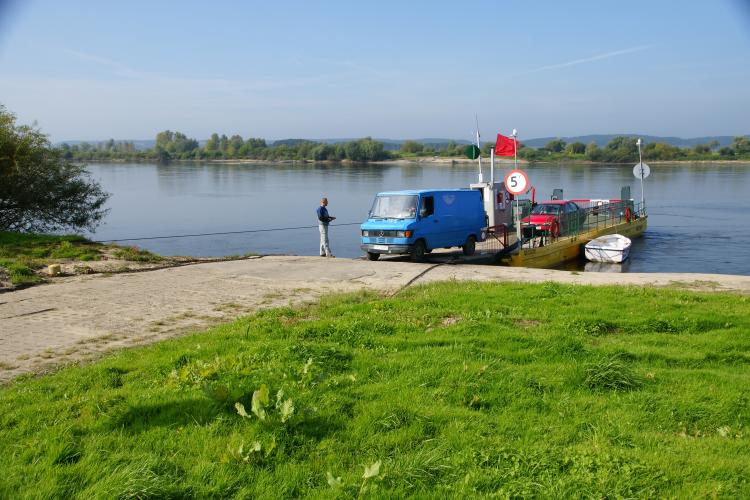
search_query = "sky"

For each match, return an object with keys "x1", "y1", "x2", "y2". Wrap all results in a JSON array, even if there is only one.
[{"x1": 1, "y1": 0, "x2": 749, "y2": 142}]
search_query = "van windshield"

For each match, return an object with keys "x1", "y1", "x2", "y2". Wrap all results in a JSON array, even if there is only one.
[{"x1": 370, "y1": 195, "x2": 418, "y2": 219}]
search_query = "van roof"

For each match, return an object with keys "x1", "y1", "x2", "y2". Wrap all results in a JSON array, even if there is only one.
[{"x1": 376, "y1": 189, "x2": 477, "y2": 196}]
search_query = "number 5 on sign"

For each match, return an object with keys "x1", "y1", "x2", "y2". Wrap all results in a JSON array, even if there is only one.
[{"x1": 504, "y1": 169, "x2": 529, "y2": 195}]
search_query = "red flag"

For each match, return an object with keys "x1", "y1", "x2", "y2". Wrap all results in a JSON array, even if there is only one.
[{"x1": 494, "y1": 134, "x2": 518, "y2": 157}]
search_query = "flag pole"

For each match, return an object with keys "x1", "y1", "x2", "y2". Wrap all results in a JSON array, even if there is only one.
[
  {"x1": 490, "y1": 148, "x2": 495, "y2": 184},
  {"x1": 475, "y1": 115, "x2": 483, "y2": 183},
  {"x1": 512, "y1": 129, "x2": 520, "y2": 245}
]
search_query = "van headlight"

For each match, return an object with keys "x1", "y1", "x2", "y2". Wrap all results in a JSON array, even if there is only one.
[
  {"x1": 396, "y1": 230, "x2": 413, "y2": 238},
  {"x1": 361, "y1": 230, "x2": 369, "y2": 236}
]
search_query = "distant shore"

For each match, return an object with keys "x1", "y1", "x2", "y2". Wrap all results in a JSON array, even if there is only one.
[{"x1": 80, "y1": 157, "x2": 750, "y2": 166}]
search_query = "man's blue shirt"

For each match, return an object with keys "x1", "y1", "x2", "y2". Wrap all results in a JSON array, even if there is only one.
[{"x1": 317, "y1": 205, "x2": 330, "y2": 225}]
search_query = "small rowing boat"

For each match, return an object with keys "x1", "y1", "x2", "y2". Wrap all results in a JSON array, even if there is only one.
[{"x1": 584, "y1": 234, "x2": 631, "y2": 263}]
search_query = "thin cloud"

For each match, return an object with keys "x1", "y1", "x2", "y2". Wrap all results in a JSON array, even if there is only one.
[
  {"x1": 63, "y1": 48, "x2": 144, "y2": 78},
  {"x1": 517, "y1": 46, "x2": 652, "y2": 75},
  {"x1": 62, "y1": 48, "x2": 365, "y2": 92}
]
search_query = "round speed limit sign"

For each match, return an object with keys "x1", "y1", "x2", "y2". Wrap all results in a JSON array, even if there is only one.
[{"x1": 504, "y1": 169, "x2": 529, "y2": 195}]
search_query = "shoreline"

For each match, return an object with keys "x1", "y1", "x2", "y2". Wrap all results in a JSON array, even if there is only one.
[
  {"x1": 78, "y1": 157, "x2": 750, "y2": 166},
  {"x1": 2, "y1": 255, "x2": 750, "y2": 382}
]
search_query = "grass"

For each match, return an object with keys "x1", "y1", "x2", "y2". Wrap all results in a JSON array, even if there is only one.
[
  {"x1": 0, "y1": 232, "x2": 164, "y2": 285},
  {"x1": 110, "y1": 246, "x2": 163, "y2": 263},
  {"x1": 1, "y1": 282, "x2": 749, "y2": 498}
]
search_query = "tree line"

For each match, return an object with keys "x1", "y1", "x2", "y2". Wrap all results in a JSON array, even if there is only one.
[
  {"x1": 61, "y1": 132, "x2": 391, "y2": 162},
  {"x1": 479, "y1": 136, "x2": 750, "y2": 163},
  {"x1": 61, "y1": 132, "x2": 750, "y2": 163}
]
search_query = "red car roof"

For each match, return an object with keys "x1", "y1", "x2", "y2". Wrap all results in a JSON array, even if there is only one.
[{"x1": 537, "y1": 200, "x2": 569, "y2": 205}]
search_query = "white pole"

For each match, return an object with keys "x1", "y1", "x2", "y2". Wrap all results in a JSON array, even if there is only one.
[
  {"x1": 476, "y1": 127, "x2": 483, "y2": 183},
  {"x1": 490, "y1": 148, "x2": 495, "y2": 185},
  {"x1": 637, "y1": 138, "x2": 645, "y2": 211},
  {"x1": 512, "y1": 129, "x2": 521, "y2": 245}
]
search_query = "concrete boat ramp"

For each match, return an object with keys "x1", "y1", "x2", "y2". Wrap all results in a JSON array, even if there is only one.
[{"x1": 2, "y1": 255, "x2": 749, "y2": 382}]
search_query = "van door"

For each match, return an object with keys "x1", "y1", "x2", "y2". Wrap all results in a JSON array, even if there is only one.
[
  {"x1": 438, "y1": 192, "x2": 461, "y2": 246},
  {"x1": 418, "y1": 195, "x2": 441, "y2": 249}
]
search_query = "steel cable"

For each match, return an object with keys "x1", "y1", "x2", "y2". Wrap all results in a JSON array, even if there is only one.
[{"x1": 93, "y1": 222, "x2": 363, "y2": 243}]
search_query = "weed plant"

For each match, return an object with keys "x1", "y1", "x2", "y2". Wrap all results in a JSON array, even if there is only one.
[{"x1": 1, "y1": 282, "x2": 749, "y2": 497}]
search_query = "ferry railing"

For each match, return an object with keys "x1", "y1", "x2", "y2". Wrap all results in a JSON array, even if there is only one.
[
  {"x1": 477, "y1": 223, "x2": 510, "y2": 255},
  {"x1": 516, "y1": 199, "x2": 646, "y2": 250}
]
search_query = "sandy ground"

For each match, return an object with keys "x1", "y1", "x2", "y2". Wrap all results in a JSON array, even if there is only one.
[{"x1": 2, "y1": 255, "x2": 749, "y2": 383}]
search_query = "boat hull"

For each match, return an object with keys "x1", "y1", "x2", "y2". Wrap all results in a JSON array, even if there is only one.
[{"x1": 584, "y1": 246, "x2": 630, "y2": 263}]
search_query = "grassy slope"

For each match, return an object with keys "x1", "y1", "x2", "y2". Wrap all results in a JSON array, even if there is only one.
[
  {"x1": 0, "y1": 231, "x2": 161, "y2": 285},
  {"x1": 1, "y1": 282, "x2": 749, "y2": 498}
]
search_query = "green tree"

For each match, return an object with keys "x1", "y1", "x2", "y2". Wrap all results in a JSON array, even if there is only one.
[
  {"x1": 603, "y1": 136, "x2": 639, "y2": 162},
  {"x1": 692, "y1": 144, "x2": 711, "y2": 155},
  {"x1": 205, "y1": 133, "x2": 220, "y2": 152},
  {"x1": 585, "y1": 142, "x2": 603, "y2": 161},
  {"x1": 0, "y1": 105, "x2": 109, "y2": 232},
  {"x1": 643, "y1": 142, "x2": 682, "y2": 160},
  {"x1": 400, "y1": 140, "x2": 424, "y2": 154},
  {"x1": 731, "y1": 136, "x2": 750, "y2": 155},
  {"x1": 564, "y1": 141, "x2": 586, "y2": 155},
  {"x1": 543, "y1": 138, "x2": 566, "y2": 153},
  {"x1": 155, "y1": 130, "x2": 174, "y2": 149}
]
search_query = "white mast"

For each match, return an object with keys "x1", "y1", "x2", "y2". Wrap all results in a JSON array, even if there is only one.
[
  {"x1": 475, "y1": 115, "x2": 483, "y2": 183},
  {"x1": 636, "y1": 138, "x2": 645, "y2": 208}
]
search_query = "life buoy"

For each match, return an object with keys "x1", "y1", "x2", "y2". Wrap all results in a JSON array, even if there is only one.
[
  {"x1": 625, "y1": 207, "x2": 632, "y2": 223},
  {"x1": 550, "y1": 220, "x2": 560, "y2": 239}
]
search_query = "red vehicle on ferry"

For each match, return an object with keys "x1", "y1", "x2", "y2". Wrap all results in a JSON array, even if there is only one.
[
  {"x1": 521, "y1": 198, "x2": 635, "y2": 238},
  {"x1": 521, "y1": 200, "x2": 587, "y2": 237}
]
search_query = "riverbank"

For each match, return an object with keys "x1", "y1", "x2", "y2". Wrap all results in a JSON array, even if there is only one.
[
  {"x1": 2, "y1": 255, "x2": 750, "y2": 383},
  {"x1": 2, "y1": 276, "x2": 749, "y2": 497},
  {"x1": 0, "y1": 232, "x2": 185, "y2": 290}
]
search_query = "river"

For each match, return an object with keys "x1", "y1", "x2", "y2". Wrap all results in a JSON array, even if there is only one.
[{"x1": 84, "y1": 161, "x2": 750, "y2": 275}]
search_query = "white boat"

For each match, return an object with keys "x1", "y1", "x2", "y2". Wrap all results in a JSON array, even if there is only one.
[{"x1": 584, "y1": 234, "x2": 631, "y2": 263}]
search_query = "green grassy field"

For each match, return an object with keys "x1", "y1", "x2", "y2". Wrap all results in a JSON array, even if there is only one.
[{"x1": 2, "y1": 282, "x2": 749, "y2": 498}]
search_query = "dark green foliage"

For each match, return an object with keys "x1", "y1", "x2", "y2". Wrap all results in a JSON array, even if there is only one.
[
  {"x1": 0, "y1": 105, "x2": 109, "y2": 232},
  {"x1": 2, "y1": 283, "x2": 749, "y2": 497}
]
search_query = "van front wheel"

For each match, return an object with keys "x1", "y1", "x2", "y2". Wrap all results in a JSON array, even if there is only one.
[
  {"x1": 411, "y1": 240, "x2": 426, "y2": 262},
  {"x1": 462, "y1": 235, "x2": 476, "y2": 256},
  {"x1": 366, "y1": 251, "x2": 380, "y2": 261}
]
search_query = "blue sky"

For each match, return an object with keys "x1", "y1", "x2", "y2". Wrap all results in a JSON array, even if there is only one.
[{"x1": 1, "y1": 0, "x2": 749, "y2": 142}]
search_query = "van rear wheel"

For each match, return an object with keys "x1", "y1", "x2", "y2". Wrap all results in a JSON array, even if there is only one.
[
  {"x1": 462, "y1": 235, "x2": 476, "y2": 256},
  {"x1": 366, "y1": 251, "x2": 380, "y2": 261},
  {"x1": 411, "y1": 240, "x2": 426, "y2": 262}
]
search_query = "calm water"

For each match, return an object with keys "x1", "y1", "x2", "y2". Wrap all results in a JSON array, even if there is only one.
[{"x1": 84, "y1": 161, "x2": 750, "y2": 275}]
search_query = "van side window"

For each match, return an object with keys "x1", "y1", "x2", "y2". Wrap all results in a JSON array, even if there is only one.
[{"x1": 420, "y1": 196, "x2": 434, "y2": 217}]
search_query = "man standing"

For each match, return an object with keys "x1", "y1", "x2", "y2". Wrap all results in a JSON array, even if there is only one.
[{"x1": 317, "y1": 197, "x2": 336, "y2": 257}]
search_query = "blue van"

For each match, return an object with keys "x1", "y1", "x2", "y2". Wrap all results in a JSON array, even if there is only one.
[{"x1": 360, "y1": 189, "x2": 486, "y2": 261}]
